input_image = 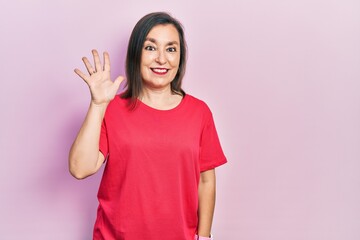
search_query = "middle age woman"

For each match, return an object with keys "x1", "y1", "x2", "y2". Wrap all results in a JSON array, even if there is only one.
[{"x1": 70, "y1": 12, "x2": 227, "y2": 240}]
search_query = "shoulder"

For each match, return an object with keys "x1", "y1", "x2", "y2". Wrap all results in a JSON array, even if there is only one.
[
  {"x1": 104, "y1": 94, "x2": 131, "y2": 116},
  {"x1": 184, "y1": 94, "x2": 212, "y2": 115},
  {"x1": 109, "y1": 94, "x2": 130, "y2": 107}
]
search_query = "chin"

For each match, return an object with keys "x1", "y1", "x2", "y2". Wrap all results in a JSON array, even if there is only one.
[{"x1": 143, "y1": 79, "x2": 172, "y2": 89}]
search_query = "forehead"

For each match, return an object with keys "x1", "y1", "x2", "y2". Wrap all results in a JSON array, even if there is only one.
[{"x1": 145, "y1": 24, "x2": 180, "y2": 44}]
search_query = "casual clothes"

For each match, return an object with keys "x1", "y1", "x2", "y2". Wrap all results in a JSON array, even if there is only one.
[{"x1": 93, "y1": 94, "x2": 227, "y2": 240}]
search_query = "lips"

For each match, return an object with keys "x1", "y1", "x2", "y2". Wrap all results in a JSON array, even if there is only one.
[{"x1": 151, "y1": 68, "x2": 168, "y2": 75}]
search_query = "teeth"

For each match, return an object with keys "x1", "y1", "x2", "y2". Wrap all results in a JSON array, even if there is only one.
[{"x1": 152, "y1": 68, "x2": 167, "y2": 73}]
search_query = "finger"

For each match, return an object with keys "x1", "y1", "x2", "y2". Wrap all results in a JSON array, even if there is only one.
[
  {"x1": 82, "y1": 57, "x2": 95, "y2": 75},
  {"x1": 103, "y1": 51, "x2": 110, "y2": 72},
  {"x1": 74, "y1": 68, "x2": 89, "y2": 83},
  {"x1": 112, "y1": 76, "x2": 125, "y2": 91},
  {"x1": 92, "y1": 49, "x2": 102, "y2": 72}
]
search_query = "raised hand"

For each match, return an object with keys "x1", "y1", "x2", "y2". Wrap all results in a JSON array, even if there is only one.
[{"x1": 74, "y1": 49, "x2": 124, "y2": 106}]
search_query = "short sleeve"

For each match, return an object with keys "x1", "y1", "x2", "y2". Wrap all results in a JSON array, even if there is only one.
[
  {"x1": 99, "y1": 119, "x2": 109, "y2": 159},
  {"x1": 199, "y1": 109, "x2": 227, "y2": 172}
]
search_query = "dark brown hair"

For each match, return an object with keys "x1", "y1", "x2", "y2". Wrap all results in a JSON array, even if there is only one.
[{"x1": 121, "y1": 12, "x2": 187, "y2": 107}]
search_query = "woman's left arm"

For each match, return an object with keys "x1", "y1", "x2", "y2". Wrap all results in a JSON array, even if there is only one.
[{"x1": 197, "y1": 169, "x2": 216, "y2": 238}]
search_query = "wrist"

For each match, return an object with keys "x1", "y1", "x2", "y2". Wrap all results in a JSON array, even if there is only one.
[
  {"x1": 89, "y1": 101, "x2": 108, "y2": 119},
  {"x1": 90, "y1": 100, "x2": 108, "y2": 108}
]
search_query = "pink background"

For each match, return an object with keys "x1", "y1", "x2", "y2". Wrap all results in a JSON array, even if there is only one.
[{"x1": 1, "y1": 0, "x2": 360, "y2": 239}]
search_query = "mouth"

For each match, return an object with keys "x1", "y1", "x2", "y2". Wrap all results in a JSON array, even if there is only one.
[{"x1": 151, "y1": 68, "x2": 169, "y2": 75}]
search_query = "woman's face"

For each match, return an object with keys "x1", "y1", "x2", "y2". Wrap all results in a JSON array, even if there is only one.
[{"x1": 141, "y1": 24, "x2": 181, "y2": 91}]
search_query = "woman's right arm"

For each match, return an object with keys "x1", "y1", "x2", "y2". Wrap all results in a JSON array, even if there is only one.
[
  {"x1": 69, "y1": 50, "x2": 124, "y2": 179},
  {"x1": 69, "y1": 102, "x2": 107, "y2": 179}
]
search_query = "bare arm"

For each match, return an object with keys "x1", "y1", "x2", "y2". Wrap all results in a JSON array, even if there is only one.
[
  {"x1": 69, "y1": 50, "x2": 124, "y2": 179},
  {"x1": 197, "y1": 169, "x2": 216, "y2": 237},
  {"x1": 69, "y1": 102, "x2": 107, "y2": 179}
]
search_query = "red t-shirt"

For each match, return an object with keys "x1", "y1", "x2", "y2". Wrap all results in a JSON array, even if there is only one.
[{"x1": 94, "y1": 94, "x2": 227, "y2": 240}]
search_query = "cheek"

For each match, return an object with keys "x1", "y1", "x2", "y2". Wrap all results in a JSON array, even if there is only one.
[
  {"x1": 169, "y1": 54, "x2": 181, "y2": 67},
  {"x1": 141, "y1": 52, "x2": 155, "y2": 65}
]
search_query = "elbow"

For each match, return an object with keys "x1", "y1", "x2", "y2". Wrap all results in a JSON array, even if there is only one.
[
  {"x1": 69, "y1": 165, "x2": 88, "y2": 180},
  {"x1": 68, "y1": 157, "x2": 91, "y2": 180},
  {"x1": 69, "y1": 169, "x2": 88, "y2": 180},
  {"x1": 68, "y1": 150, "x2": 101, "y2": 180}
]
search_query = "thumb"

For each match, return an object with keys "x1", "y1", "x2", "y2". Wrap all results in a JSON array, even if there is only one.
[{"x1": 112, "y1": 76, "x2": 125, "y2": 91}]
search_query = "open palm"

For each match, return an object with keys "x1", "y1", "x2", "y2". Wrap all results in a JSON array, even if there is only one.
[{"x1": 74, "y1": 49, "x2": 124, "y2": 106}]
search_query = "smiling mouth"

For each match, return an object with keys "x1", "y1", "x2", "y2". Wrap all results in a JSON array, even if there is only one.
[{"x1": 151, "y1": 68, "x2": 169, "y2": 75}]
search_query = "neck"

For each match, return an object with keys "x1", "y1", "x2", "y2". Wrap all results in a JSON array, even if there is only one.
[
  {"x1": 139, "y1": 86, "x2": 183, "y2": 110},
  {"x1": 140, "y1": 84, "x2": 171, "y2": 99}
]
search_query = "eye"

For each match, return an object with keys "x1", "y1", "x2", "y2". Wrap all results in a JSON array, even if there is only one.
[
  {"x1": 167, "y1": 47, "x2": 177, "y2": 52},
  {"x1": 144, "y1": 46, "x2": 156, "y2": 51}
]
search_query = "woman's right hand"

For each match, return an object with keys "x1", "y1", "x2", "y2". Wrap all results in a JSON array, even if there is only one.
[{"x1": 74, "y1": 49, "x2": 124, "y2": 106}]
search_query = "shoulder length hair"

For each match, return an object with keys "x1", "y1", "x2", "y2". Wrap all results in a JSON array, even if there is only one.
[{"x1": 121, "y1": 12, "x2": 187, "y2": 107}]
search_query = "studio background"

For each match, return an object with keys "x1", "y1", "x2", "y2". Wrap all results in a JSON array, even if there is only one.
[{"x1": 1, "y1": 0, "x2": 359, "y2": 239}]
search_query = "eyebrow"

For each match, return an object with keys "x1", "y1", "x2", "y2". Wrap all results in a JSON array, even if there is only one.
[{"x1": 145, "y1": 37, "x2": 179, "y2": 46}]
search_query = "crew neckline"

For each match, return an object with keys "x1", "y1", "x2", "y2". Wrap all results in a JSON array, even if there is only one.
[{"x1": 137, "y1": 94, "x2": 188, "y2": 113}]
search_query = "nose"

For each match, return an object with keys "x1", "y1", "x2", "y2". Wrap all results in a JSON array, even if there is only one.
[{"x1": 155, "y1": 50, "x2": 167, "y2": 65}]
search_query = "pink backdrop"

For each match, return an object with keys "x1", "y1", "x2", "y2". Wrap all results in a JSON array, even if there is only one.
[{"x1": 1, "y1": 0, "x2": 359, "y2": 239}]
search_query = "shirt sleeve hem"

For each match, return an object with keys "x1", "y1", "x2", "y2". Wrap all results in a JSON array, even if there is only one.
[
  {"x1": 200, "y1": 157, "x2": 228, "y2": 172},
  {"x1": 99, "y1": 148, "x2": 108, "y2": 161}
]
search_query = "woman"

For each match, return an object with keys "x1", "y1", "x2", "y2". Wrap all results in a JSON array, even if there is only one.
[{"x1": 69, "y1": 12, "x2": 227, "y2": 240}]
